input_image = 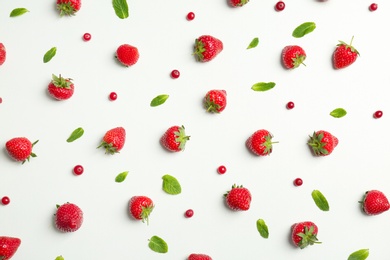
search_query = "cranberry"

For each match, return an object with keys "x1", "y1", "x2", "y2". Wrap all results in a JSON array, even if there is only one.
[
  {"x1": 293, "y1": 178, "x2": 303, "y2": 186},
  {"x1": 275, "y1": 1, "x2": 285, "y2": 11},
  {"x1": 109, "y1": 92, "x2": 117, "y2": 101},
  {"x1": 73, "y1": 165, "x2": 84, "y2": 175},
  {"x1": 170, "y1": 69, "x2": 180, "y2": 79},
  {"x1": 0, "y1": 97, "x2": 2, "y2": 104},
  {"x1": 186, "y1": 12, "x2": 195, "y2": 21},
  {"x1": 369, "y1": 3, "x2": 378, "y2": 11},
  {"x1": 286, "y1": 101, "x2": 295, "y2": 109},
  {"x1": 1, "y1": 196, "x2": 10, "y2": 205},
  {"x1": 373, "y1": 110, "x2": 383, "y2": 119},
  {"x1": 185, "y1": 209, "x2": 194, "y2": 218},
  {"x1": 217, "y1": 165, "x2": 227, "y2": 174},
  {"x1": 83, "y1": 33, "x2": 92, "y2": 41}
]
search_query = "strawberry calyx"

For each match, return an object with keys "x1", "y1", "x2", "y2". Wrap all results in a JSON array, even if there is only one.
[
  {"x1": 262, "y1": 134, "x2": 277, "y2": 155},
  {"x1": 224, "y1": 184, "x2": 242, "y2": 197},
  {"x1": 175, "y1": 126, "x2": 190, "y2": 151},
  {"x1": 97, "y1": 141, "x2": 119, "y2": 155},
  {"x1": 296, "y1": 226, "x2": 321, "y2": 249},
  {"x1": 22, "y1": 140, "x2": 38, "y2": 164},
  {"x1": 205, "y1": 97, "x2": 221, "y2": 113},
  {"x1": 57, "y1": 2, "x2": 77, "y2": 16},
  {"x1": 308, "y1": 132, "x2": 328, "y2": 156},
  {"x1": 140, "y1": 205, "x2": 154, "y2": 225},
  {"x1": 337, "y1": 36, "x2": 360, "y2": 55},
  {"x1": 194, "y1": 39, "x2": 206, "y2": 61},
  {"x1": 52, "y1": 74, "x2": 73, "y2": 89},
  {"x1": 292, "y1": 54, "x2": 306, "y2": 68}
]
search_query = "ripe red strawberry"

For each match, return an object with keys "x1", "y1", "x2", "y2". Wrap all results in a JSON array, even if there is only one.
[
  {"x1": 281, "y1": 45, "x2": 306, "y2": 69},
  {"x1": 188, "y1": 253, "x2": 213, "y2": 260},
  {"x1": 55, "y1": 202, "x2": 83, "y2": 232},
  {"x1": 360, "y1": 190, "x2": 390, "y2": 215},
  {"x1": 0, "y1": 236, "x2": 21, "y2": 260},
  {"x1": 224, "y1": 184, "x2": 252, "y2": 211},
  {"x1": 246, "y1": 129, "x2": 277, "y2": 156},
  {"x1": 291, "y1": 221, "x2": 321, "y2": 249},
  {"x1": 5, "y1": 137, "x2": 38, "y2": 163},
  {"x1": 160, "y1": 125, "x2": 190, "y2": 152},
  {"x1": 0, "y1": 43, "x2": 6, "y2": 66},
  {"x1": 57, "y1": 0, "x2": 81, "y2": 16},
  {"x1": 129, "y1": 196, "x2": 154, "y2": 224},
  {"x1": 194, "y1": 35, "x2": 223, "y2": 62},
  {"x1": 308, "y1": 130, "x2": 338, "y2": 156},
  {"x1": 333, "y1": 37, "x2": 359, "y2": 69},
  {"x1": 229, "y1": 0, "x2": 249, "y2": 7},
  {"x1": 98, "y1": 127, "x2": 126, "y2": 154},
  {"x1": 116, "y1": 44, "x2": 139, "y2": 67},
  {"x1": 204, "y1": 89, "x2": 227, "y2": 113},
  {"x1": 48, "y1": 74, "x2": 75, "y2": 100}
]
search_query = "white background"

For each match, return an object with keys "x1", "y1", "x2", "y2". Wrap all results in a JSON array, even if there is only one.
[{"x1": 1, "y1": 0, "x2": 390, "y2": 259}]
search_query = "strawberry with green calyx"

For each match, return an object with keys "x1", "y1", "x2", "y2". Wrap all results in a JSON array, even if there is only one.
[
  {"x1": 160, "y1": 125, "x2": 190, "y2": 152},
  {"x1": 246, "y1": 129, "x2": 277, "y2": 156},
  {"x1": 360, "y1": 190, "x2": 390, "y2": 215},
  {"x1": 291, "y1": 221, "x2": 321, "y2": 249},
  {"x1": 57, "y1": 0, "x2": 81, "y2": 16},
  {"x1": 224, "y1": 184, "x2": 252, "y2": 211},
  {"x1": 333, "y1": 36, "x2": 359, "y2": 69},
  {"x1": 194, "y1": 35, "x2": 223, "y2": 62},
  {"x1": 48, "y1": 74, "x2": 75, "y2": 100},
  {"x1": 229, "y1": 0, "x2": 249, "y2": 7},
  {"x1": 308, "y1": 130, "x2": 338, "y2": 156},
  {"x1": 5, "y1": 137, "x2": 38, "y2": 164},
  {"x1": 204, "y1": 90, "x2": 227, "y2": 113},
  {"x1": 281, "y1": 45, "x2": 306, "y2": 69},
  {"x1": 55, "y1": 202, "x2": 84, "y2": 232},
  {"x1": 98, "y1": 127, "x2": 126, "y2": 154},
  {"x1": 0, "y1": 236, "x2": 21, "y2": 260},
  {"x1": 0, "y1": 43, "x2": 6, "y2": 66},
  {"x1": 129, "y1": 196, "x2": 154, "y2": 224}
]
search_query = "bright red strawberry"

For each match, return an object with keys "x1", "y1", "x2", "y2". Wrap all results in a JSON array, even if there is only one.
[
  {"x1": 188, "y1": 253, "x2": 213, "y2": 260},
  {"x1": 160, "y1": 125, "x2": 190, "y2": 152},
  {"x1": 229, "y1": 0, "x2": 249, "y2": 7},
  {"x1": 0, "y1": 237, "x2": 21, "y2": 260},
  {"x1": 57, "y1": 0, "x2": 81, "y2": 16},
  {"x1": 48, "y1": 74, "x2": 75, "y2": 100},
  {"x1": 360, "y1": 190, "x2": 390, "y2": 215},
  {"x1": 98, "y1": 127, "x2": 126, "y2": 154},
  {"x1": 291, "y1": 221, "x2": 321, "y2": 249},
  {"x1": 194, "y1": 35, "x2": 223, "y2": 62},
  {"x1": 224, "y1": 184, "x2": 252, "y2": 211},
  {"x1": 55, "y1": 202, "x2": 83, "y2": 232},
  {"x1": 246, "y1": 129, "x2": 277, "y2": 156},
  {"x1": 308, "y1": 130, "x2": 338, "y2": 156},
  {"x1": 333, "y1": 37, "x2": 359, "y2": 69},
  {"x1": 0, "y1": 43, "x2": 6, "y2": 66},
  {"x1": 116, "y1": 44, "x2": 139, "y2": 67},
  {"x1": 204, "y1": 90, "x2": 227, "y2": 113},
  {"x1": 5, "y1": 137, "x2": 38, "y2": 163},
  {"x1": 129, "y1": 196, "x2": 154, "y2": 224},
  {"x1": 281, "y1": 45, "x2": 306, "y2": 69}
]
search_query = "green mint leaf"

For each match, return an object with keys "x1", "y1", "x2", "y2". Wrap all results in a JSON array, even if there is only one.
[
  {"x1": 256, "y1": 219, "x2": 269, "y2": 239},
  {"x1": 112, "y1": 0, "x2": 129, "y2": 19},
  {"x1": 66, "y1": 127, "x2": 84, "y2": 143},
  {"x1": 247, "y1": 37, "x2": 259, "y2": 49},
  {"x1": 251, "y1": 82, "x2": 276, "y2": 92},
  {"x1": 330, "y1": 108, "x2": 347, "y2": 118},
  {"x1": 348, "y1": 249, "x2": 369, "y2": 260},
  {"x1": 43, "y1": 47, "x2": 57, "y2": 63},
  {"x1": 311, "y1": 190, "x2": 330, "y2": 211},
  {"x1": 292, "y1": 22, "x2": 316, "y2": 38},
  {"x1": 55, "y1": 256, "x2": 65, "y2": 260},
  {"x1": 148, "y1": 236, "x2": 168, "y2": 253},
  {"x1": 150, "y1": 94, "x2": 169, "y2": 107},
  {"x1": 115, "y1": 171, "x2": 129, "y2": 183},
  {"x1": 10, "y1": 8, "x2": 29, "y2": 17},
  {"x1": 162, "y1": 174, "x2": 182, "y2": 195}
]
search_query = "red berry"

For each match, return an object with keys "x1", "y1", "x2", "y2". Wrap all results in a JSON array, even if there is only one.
[
  {"x1": 109, "y1": 92, "x2": 117, "y2": 101},
  {"x1": 369, "y1": 3, "x2": 378, "y2": 11},
  {"x1": 170, "y1": 69, "x2": 180, "y2": 79},
  {"x1": 0, "y1": 97, "x2": 2, "y2": 103},
  {"x1": 286, "y1": 101, "x2": 295, "y2": 109},
  {"x1": 1, "y1": 196, "x2": 10, "y2": 205},
  {"x1": 73, "y1": 165, "x2": 84, "y2": 175},
  {"x1": 185, "y1": 209, "x2": 194, "y2": 218},
  {"x1": 293, "y1": 178, "x2": 303, "y2": 186},
  {"x1": 373, "y1": 110, "x2": 383, "y2": 119},
  {"x1": 83, "y1": 33, "x2": 91, "y2": 41},
  {"x1": 275, "y1": 1, "x2": 285, "y2": 11},
  {"x1": 186, "y1": 12, "x2": 195, "y2": 20},
  {"x1": 217, "y1": 165, "x2": 227, "y2": 174}
]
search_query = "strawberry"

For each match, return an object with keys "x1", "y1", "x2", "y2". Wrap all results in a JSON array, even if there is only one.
[
  {"x1": 129, "y1": 196, "x2": 154, "y2": 224},
  {"x1": 57, "y1": 0, "x2": 81, "y2": 16},
  {"x1": 333, "y1": 37, "x2": 359, "y2": 69},
  {"x1": 116, "y1": 44, "x2": 139, "y2": 67},
  {"x1": 0, "y1": 43, "x2": 6, "y2": 66},
  {"x1": 194, "y1": 35, "x2": 223, "y2": 62},
  {"x1": 360, "y1": 190, "x2": 390, "y2": 215},
  {"x1": 291, "y1": 221, "x2": 321, "y2": 249},
  {"x1": 48, "y1": 74, "x2": 75, "y2": 100},
  {"x1": 308, "y1": 130, "x2": 338, "y2": 156},
  {"x1": 204, "y1": 89, "x2": 227, "y2": 113},
  {"x1": 5, "y1": 137, "x2": 38, "y2": 163},
  {"x1": 55, "y1": 202, "x2": 83, "y2": 232},
  {"x1": 224, "y1": 184, "x2": 252, "y2": 211},
  {"x1": 188, "y1": 253, "x2": 213, "y2": 260},
  {"x1": 229, "y1": 0, "x2": 249, "y2": 7},
  {"x1": 0, "y1": 236, "x2": 21, "y2": 260},
  {"x1": 281, "y1": 45, "x2": 306, "y2": 69},
  {"x1": 98, "y1": 127, "x2": 126, "y2": 154},
  {"x1": 246, "y1": 129, "x2": 277, "y2": 156},
  {"x1": 160, "y1": 125, "x2": 190, "y2": 152}
]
